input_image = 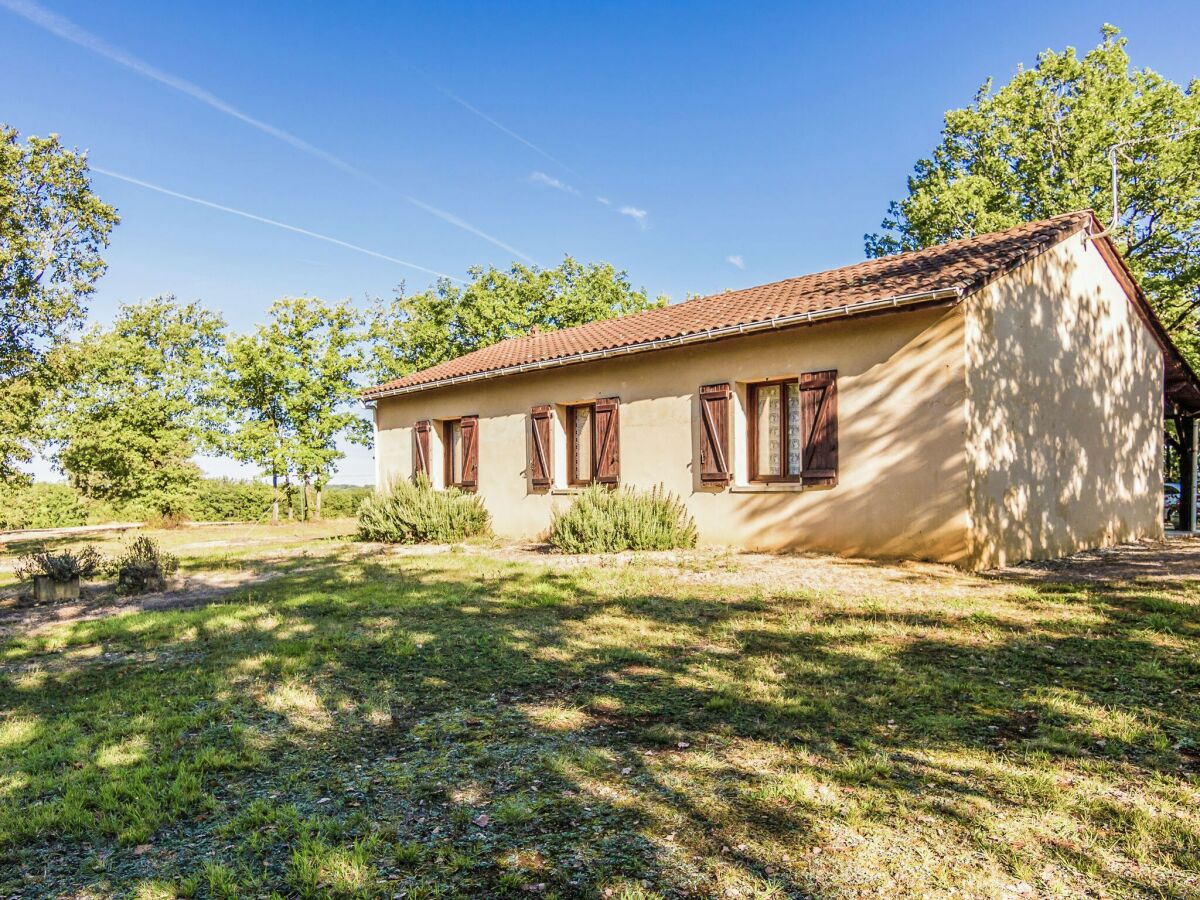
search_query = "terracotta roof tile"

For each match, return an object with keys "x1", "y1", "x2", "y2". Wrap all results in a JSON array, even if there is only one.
[{"x1": 364, "y1": 211, "x2": 1095, "y2": 398}]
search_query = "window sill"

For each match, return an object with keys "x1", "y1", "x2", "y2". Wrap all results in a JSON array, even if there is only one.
[
  {"x1": 550, "y1": 487, "x2": 587, "y2": 495},
  {"x1": 730, "y1": 483, "x2": 808, "y2": 493}
]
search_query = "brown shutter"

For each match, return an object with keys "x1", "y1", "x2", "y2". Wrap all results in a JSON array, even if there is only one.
[
  {"x1": 414, "y1": 419, "x2": 431, "y2": 478},
  {"x1": 698, "y1": 383, "x2": 732, "y2": 485},
  {"x1": 593, "y1": 396, "x2": 620, "y2": 484},
  {"x1": 799, "y1": 371, "x2": 838, "y2": 486},
  {"x1": 530, "y1": 405, "x2": 553, "y2": 489},
  {"x1": 460, "y1": 415, "x2": 479, "y2": 490}
]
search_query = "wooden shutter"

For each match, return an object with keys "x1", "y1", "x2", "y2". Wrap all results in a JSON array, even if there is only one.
[
  {"x1": 414, "y1": 419, "x2": 431, "y2": 478},
  {"x1": 460, "y1": 415, "x2": 479, "y2": 490},
  {"x1": 698, "y1": 383, "x2": 732, "y2": 485},
  {"x1": 593, "y1": 396, "x2": 620, "y2": 484},
  {"x1": 799, "y1": 371, "x2": 838, "y2": 486},
  {"x1": 529, "y1": 405, "x2": 553, "y2": 489}
]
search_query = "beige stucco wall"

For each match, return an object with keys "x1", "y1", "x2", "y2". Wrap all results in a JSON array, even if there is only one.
[
  {"x1": 374, "y1": 305, "x2": 971, "y2": 563},
  {"x1": 964, "y1": 232, "x2": 1165, "y2": 569}
]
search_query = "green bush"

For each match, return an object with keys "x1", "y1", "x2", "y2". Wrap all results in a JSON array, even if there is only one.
[
  {"x1": 188, "y1": 478, "x2": 276, "y2": 522},
  {"x1": 548, "y1": 484, "x2": 698, "y2": 553},
  {"x1": 0, "y1": 483, "x2": 88, "y2": 531},
  {"x1": 357, "y1": 476, "x2": 490, "y2": 544},
  {"x1": 316, "y1": 484, "x2": 372, "y2": 518},
  {"x1": 111, "y1": 535, "x2": 179, "y2": 595}
]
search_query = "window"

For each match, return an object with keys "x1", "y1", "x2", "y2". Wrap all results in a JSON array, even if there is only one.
[
  {"x1": 443, "y1": 419, "x2": 463, "y2": 486},
  {"x1": 442, "y1": 416, "x2": 478, "y2": 490},
  {"x1": 567, "y1": 403, "x2": 595, "y2": 485},
  {"x1": 746, "y1": 372, "x2": 839, "y2": 487},
  {"x1": 565, "y1": 398, "x2": 620, "y2": 486},
  {"x1": 748, "y1": 380, "x2": 802, "y2": 482}
]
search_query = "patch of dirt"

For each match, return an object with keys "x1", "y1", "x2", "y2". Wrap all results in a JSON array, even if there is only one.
[
  {"x1": 996, "y1": 535, "x2": 1200, "y2": 582},
  {"x1": 0, "y1": 567, "x2": 287, "y2": 638}
]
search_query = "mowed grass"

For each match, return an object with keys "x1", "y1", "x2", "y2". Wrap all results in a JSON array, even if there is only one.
[{"x1": 0, "y1": 526, "x2": 1198, "y2": 898}]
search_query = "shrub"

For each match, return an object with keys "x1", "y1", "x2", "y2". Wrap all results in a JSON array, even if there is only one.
[
  {"x1": 548, "y1": 485, "x2": 698, "y2": 553},
  {"x1": 357, "y1": 476, "x2": 490, "y2": 543},
  {"x1": 188, "y1": 478, "x2": 276, "y2": 522},
  {"x1": 15, "y1": 545, "x2": 105, "y2": 583},
  {"x1": 316, "y1": 485, "x2": 373, "y2": 518},
  {"x1": 111, "y1": 535, "x2": 180, "y2": 595},
  {"x1": 0, "y1": 483, "x2": 89, "y2": 531}
]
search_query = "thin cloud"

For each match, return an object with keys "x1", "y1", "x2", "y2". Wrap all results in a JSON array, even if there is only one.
[
  {"x1": 529, "y1": 171, "x2": 579, "y2": 195},
  {"x1": 726, "y1": 254, "x2": 745, "y2": 270},
  {"x1": 1, "y1": 0, "x2": 533, "y2": 263},
  {"x1": 409, "y1": 68, "x2": 655, "y2": 229},
  {"x1": 93, "y1": 167, "x2": 464, "y2": 283},
  {"x1": 619, "y1": 205, "x2": 648, "y2": 226}
]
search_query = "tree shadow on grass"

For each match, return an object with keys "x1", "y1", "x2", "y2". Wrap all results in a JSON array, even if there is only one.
[{"x1": 0, "y1": 554, "x2": 1197, "y2": 897}]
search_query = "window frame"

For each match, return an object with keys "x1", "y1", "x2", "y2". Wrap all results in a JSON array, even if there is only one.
[
  {"x1": 442, "y1": 418, "x2": 464, "y2": 488},
  {"x1": 566, "y1": 402, "x2": 597, "y2": 486},
  {"x1": 747, "y1": 379, "x2": 802, "y2": 483}
]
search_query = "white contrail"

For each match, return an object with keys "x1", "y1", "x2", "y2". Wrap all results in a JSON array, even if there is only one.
[
  {"x1": 420, "y1": 75, "x2": 577, "y2": 176},
  {"x1": 0, "y1": 0, "x2": 534, "y2": 262},
  {"x1": 92, "y1": 167, "x2": 464, "y2": 283}
]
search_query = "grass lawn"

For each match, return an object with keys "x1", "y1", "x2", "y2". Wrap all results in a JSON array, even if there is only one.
[{"x1": 1, "y1": 524, "x2": 1198, "y2": 898}]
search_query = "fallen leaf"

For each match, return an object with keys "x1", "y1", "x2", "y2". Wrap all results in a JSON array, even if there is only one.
[{"x1": 473, "y1": 813, "x2": 490, "y2": 827}]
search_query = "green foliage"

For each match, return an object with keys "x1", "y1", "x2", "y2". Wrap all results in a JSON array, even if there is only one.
[
  {"x1": 14, "y1": 544, "x2": 104, "y2": 583},
  {"x1": 0, "y1": 482, "x2": 87, "y2": 530},
  {"x1": 223, "y1": 297, "x2": 371, "y2": 519},
  {"x1": 111, "y1": 535, "x2": 179, "y2": 595},
  {"x1": 187, "y1": 478, "x2": 276, "y2": 522},
  {"x1": 309, "y1": 484, "x2": 371, "y2": 518},
  {"x1": 548, "y1": 484, "x2": 698, "y2": 553},
  {"x1": 369, "y1": 257, "x2": 666, "y2": 380},
  {"x1": 50, "y1": 298, "x2": 227, "y2": 515},
  {"x1": 866, "y1": 26, "x2": 1200, "y2": 361},
  {"x1": 0, "y1": 126, "x2": 119, "y2": 482},
  {"x1": 356, "y1": 476, "x2": 490, "y2": 543}
]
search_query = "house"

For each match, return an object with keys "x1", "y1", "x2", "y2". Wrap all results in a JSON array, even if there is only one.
[{"x1": 363, "y1": 211, "x2": 1200, "y2": 569}]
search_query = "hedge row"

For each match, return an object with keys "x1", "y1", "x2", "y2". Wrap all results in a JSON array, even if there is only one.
[{"x1": 0, "y1": 480, "x2": 372, "y2": 531}]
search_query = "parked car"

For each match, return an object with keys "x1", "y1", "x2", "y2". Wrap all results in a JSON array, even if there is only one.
[
  {"x1": 1166, "y1": 482, "x2": 1180, "y2": 527},
  {"x1": 1164, "y1": 482, "x2": 1200, "y2": 528}
]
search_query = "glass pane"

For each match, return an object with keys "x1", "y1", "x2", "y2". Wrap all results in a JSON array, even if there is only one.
[
  {"x1": 449, "y1": 421, "x2": 463, "y2": 484},
  {"x1": 756, "y1": 385, "x2": 781, "y2": 476},
  {"x1": 787, "y1": 382, "x2": 802, "y2": 475},
  {"x1": 573, "y1": 406, "x2": 593, "y2": 482}
]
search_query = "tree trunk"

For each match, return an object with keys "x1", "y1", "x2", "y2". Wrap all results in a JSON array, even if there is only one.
[
  {"x1": 302, "y1": 474, "x2": 312, "y2": 522},
  {"x1": 271, "y1": 471, "x2": 280, "y2": 524},
  {"x1": 315, "y1": 486, "x2": 322, "y2": 520},
  {"x1": 285, "y1": 475, "x2": 294, "y2": 520}
]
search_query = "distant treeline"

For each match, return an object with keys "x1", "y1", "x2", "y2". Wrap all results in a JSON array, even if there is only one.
[{"x1": 0, "y1": 479, "x2": 372, "y2": 531}]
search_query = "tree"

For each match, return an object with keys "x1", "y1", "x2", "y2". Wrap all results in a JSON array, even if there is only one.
[
  {"x1": 369, "y1": 256, "x2": 667, "y2": 381},
  {"x1": 0, "y1": 126, "x2": 119, "y2": 481},
  {"x1": 224, "y1": 297, "x2": 370, "y2": 521},
  {"x1": 865, "y1": 26, "x2": 1200, "y2": 361},
  {"x1": 51, "y1": 298, "x2": 226, "y2": 516}
]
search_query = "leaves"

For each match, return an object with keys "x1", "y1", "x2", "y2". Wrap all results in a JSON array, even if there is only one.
[
  {"x1": 369, "y1": 257, "x2": 666, "y2": 382},
  {"x1": 49, "y1": 297, "x2": 227, "y2": 513},
  {"x1": 0, "y1": 125, "x2": 118, "y2": 482},
  {"x1": 223, "y1": 297, "x2": 371, "y2": 512},
  {"x1": 867, "y1": 26, "x2": 1200, "y2": 362}
]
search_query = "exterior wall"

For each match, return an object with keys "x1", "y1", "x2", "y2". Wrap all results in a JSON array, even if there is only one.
[
  {"x1": 964, "y1": 232, "x2": 1165, "y2": 569},
  {"x1": 374, "y1": 305, "x2": 971, "y2": 563}
]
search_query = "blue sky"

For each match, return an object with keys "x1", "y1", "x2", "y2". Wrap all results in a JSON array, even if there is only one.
[{"x1": 3, "y1": 0, "x2": 1198, "y2": 484}]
